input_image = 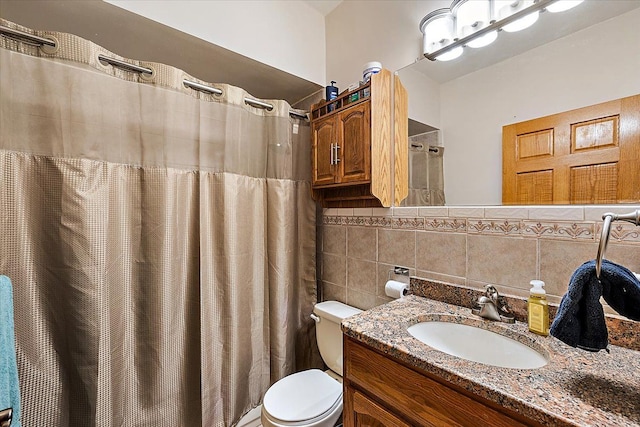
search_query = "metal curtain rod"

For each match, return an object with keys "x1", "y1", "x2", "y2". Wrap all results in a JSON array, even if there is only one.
[
  {"x1": 244, "y1": 97, "x2": 273, "y2": 111},
  {"x1": 98, "y1": 54, "x2": 153, "y2": 75},
  {"x1": 0, "y1": 24, "x2": 308, "y2": 121},
  {"x1": 184, "y1": 81, "x2": 306, "y2": 118},
  {"x1": 183, "y1": 79, "x2": 223, "y2": 95},
  {"x1": 289, "y1": 110, "x2": 309, "y2": 120},
  {"x1": 0, "y1": 25, "x2": 56, "y2": 46}
]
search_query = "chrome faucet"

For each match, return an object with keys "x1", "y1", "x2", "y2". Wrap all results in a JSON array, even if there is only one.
[{"x1": 472, "y1": 285, "x2": 515, "y2": 323}]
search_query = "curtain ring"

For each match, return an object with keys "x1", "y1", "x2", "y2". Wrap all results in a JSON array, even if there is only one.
[{"x1": 38, "y1": 35, "x2": 59, "y2": 55}]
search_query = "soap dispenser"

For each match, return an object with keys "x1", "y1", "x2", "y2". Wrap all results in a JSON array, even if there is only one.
[
  {"x1": 325, "y1": 81, "x2": 338, "y2": 112},
  {"x1": 528, "y1": 280, "x2": 549, "y2": 336}
]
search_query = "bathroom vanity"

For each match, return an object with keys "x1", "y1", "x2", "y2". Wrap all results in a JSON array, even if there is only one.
[{"x1": 341, "y1": 295, "x2": 640, "y2": 427}]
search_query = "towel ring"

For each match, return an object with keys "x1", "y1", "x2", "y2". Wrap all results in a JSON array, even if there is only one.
[
  {"x1": 0, "y1": 408, "x2": 12, "y2": 427},
  {"x1": 595, "y1": 210, "x2": 640, "y2": 279}
]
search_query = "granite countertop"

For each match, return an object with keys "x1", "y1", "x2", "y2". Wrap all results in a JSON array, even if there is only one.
[{"x1": 342, "y1": 295, "x2": 640, "y2": 427}]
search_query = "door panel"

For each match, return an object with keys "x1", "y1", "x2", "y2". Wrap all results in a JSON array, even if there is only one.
[
  {"x1": 516, "y1": 170, "x2": 554, "y2": 204},
  {"x1": 312, "y1": 116, "x2": 336, "y2": 187},
  {"x1": 570, "y1": 163, "x2": 618, "y2": 204},
  {"x1": 517, "y1": 129, "x2": 554, "y2": 159},
  {"x1": 572, "y1": 116, "x2": 618, "y2": 151},
  {"x1": 338, "y1": 102, "x2": 371, "y2": 184}
]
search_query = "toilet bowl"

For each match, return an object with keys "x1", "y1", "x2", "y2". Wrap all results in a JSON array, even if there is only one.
[
  {"x1": 261, "y1": 301, "x2": 362, "y2": 427},
  {"x1": 261, "y1": 369, "x2": 342, "y2": 427}
]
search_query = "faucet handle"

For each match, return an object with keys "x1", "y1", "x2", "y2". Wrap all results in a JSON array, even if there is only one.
[{"x1": 484, "y1": 285, "x2": 499, "y2": 302}]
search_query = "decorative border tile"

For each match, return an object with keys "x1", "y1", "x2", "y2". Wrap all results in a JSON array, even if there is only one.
[
  {"x1": 468, "y1": 219, "x2": 521, "y2": 235},
  {"x1": 424, "y1": 218, "x2": 467, "y2": 233},
  {"x1": 392, "y1": 217, "x2": 425, "y2": 229},
  {"x1": 345, "y1": 216, "x2": 370, "y2": 227},
  {"x1": 321, "y1": 214, "x2": 639, "y2": 245},
  {"x1": 522, "y1": 221, "x2": 595, "y2": 240},
  {"x1": 601, "y1": 222, "x2": 640, "y2": 243},
  {"x1": 363, "y1": 216, "x2": 393, "y2": 227},
  {"x1": 323, "y1": 215, "x2": 345, "y2": 225}
]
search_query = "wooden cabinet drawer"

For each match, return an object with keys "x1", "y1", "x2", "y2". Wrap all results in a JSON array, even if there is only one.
[{"x1": 344, "y1": 337, "x2": 538, "y2": 427}]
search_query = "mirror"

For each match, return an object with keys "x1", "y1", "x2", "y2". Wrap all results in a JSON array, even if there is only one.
[{"x1": 397, "y1": 2, "x2": 640, "y2": 206}]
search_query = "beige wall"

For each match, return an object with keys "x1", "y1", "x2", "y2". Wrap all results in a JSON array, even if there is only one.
[
  {"x1": 104, "y1": 0, "x2": 327, "y2": 85},
  {"x1": 397, "y1": 66, "x2": 441, "y2": 128},
  {"x1": 325, "y1": 0, "x2": 450, "y2": 87},
  {"x1": 320, "y1": 206, "x2": 640, "y2": 311}
]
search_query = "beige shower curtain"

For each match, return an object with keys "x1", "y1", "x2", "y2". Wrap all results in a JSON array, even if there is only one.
[
  {"x1": 0, "y1": 19, "x2": 319, "y2": 427},
  {"x1": 404, "y1": 131, "x2": 445, "y2": 206}
]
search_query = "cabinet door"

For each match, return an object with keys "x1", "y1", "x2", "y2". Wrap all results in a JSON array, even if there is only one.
[
  {"x1": 312, "y1": 116, "x2": 337, "y2": 187},
  {"x1": 337, "y1": 102, "x2": 371, "y2": 184},
  {"x1": 347, "y1": 389, "x2": 413, "y2": 427}
]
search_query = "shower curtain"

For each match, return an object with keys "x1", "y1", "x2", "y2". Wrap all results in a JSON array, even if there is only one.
[
  {"x1": 0, "y1": 19, "x2": 319, "y2": 427},
  {"x1": 404, "y1": 131, "x2": 445, "y2": 206}
]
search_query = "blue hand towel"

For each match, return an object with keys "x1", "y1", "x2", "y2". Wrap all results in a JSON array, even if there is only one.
[
  {"x1": 0, "y1": 276, "x2": 21, "y2": 427},
  {"x1": 600, "y1": 259, "x2": 640, "y2": 321},
  {"x1": 550, "y1": 260, "x2": 640, "y2": 352}
]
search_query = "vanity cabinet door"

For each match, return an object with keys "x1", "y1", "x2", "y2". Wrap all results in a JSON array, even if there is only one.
[{"x1": 348, "y1": 390, "x2": 412, "y2": 427}]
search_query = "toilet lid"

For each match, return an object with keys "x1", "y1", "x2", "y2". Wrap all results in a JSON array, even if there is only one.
[{"x1": 263, "y1": 369, "x2": 342, "y2": 423}]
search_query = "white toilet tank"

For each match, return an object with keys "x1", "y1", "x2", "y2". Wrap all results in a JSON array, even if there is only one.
[{"x1": 313, "y1": 301, "x2": 362, "y2": 377}]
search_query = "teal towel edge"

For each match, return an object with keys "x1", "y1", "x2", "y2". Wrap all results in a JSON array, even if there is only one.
[{"x1": 0, "y1": 275, "x2": 21, "y2": 427}]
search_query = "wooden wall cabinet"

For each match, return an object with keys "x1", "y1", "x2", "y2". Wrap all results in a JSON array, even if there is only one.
[
  {"x1": 312, "y1": 102, "x2": 371, "y2": 187},
  {"x1": 343, "y1": 336, "x2": 542, "y2": 427},
  {"x1": 310, "y1": 69, "x2": 408, "y2": 208}
]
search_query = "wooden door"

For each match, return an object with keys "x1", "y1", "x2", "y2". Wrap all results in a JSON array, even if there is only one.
[
  {"x1": 502, "y1": 94, "x2": 640, "y2": 204},
  {"x1": 312, "y1": 115, "x2": 337, "y2": 187},
  {"x1": 338, "y1": 102, "x2": 371, "y2": 184}
]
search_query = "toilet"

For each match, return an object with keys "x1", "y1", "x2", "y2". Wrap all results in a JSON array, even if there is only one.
[{"x1": 261, "y1": 301, "x2": 362, "y2": 427}]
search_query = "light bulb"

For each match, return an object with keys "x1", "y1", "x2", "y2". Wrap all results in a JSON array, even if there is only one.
[
  {"x1": 435, "y1": 46, "x2": 464, "y2": 61},
  {"x1": 546, "y1": 1, "x2": 584, "y2": 13},
  {"x1": 502, "y1": 11, "x2": 539, "y2": 32},
  {"x1": 466, "y1": 30, "x2": 498, "y2": 48}
]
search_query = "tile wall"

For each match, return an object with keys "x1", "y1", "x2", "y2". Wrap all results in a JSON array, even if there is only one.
[{"x1": 319, "y1": 205, "x2": 640, "y2": 311}]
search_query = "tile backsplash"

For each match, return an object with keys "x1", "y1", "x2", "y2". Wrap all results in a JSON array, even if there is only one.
[{"x1": 319, "y1": 205, "x2": 640, "y2": 311}]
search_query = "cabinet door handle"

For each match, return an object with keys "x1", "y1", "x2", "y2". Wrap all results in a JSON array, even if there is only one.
[
  {"x1": 330, "y1": 143, "x2": 334, "y2": 165},
  {"x1": 334, "y1": 144, "x2": 341, "y2": 163}
]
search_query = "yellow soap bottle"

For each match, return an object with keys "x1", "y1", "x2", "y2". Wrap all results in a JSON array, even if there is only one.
[{"x1": 528, "y1": 280, "x2": 549, "y2": 336}]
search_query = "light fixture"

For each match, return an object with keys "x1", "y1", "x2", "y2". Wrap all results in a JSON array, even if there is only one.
[
  {"x1": 421, "y1": 0, "x2": 584, "y2": 61},
  {"x1": 495, "y1": 0, "x2": 539, "y2": 33},
  {"x1": 452, "y1": 0, "x2": 497, "y2": 48},
  {"x1": 420, "y1": 9, "x2": 463, "y2": 61},
  {"x1": 546, "y1": 0, "x2": 584, "y2": 13}
]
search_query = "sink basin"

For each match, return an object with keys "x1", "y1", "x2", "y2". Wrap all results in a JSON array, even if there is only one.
[{"x1": 407, "y1": 321, "x2": 548, "y2": 369}]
